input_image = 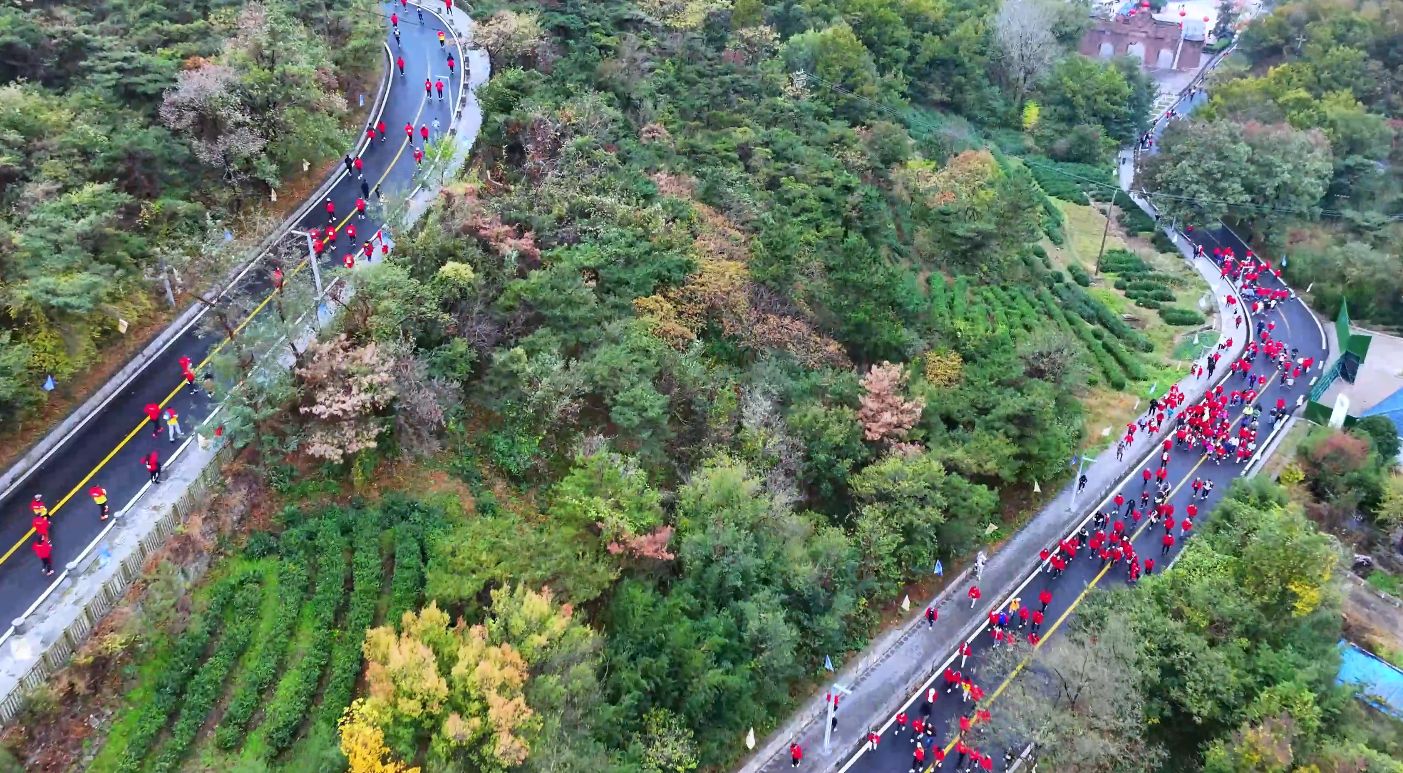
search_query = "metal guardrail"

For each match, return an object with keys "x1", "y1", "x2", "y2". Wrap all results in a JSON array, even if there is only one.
[{"x1": 0, "y1": 442, "x2": 233, "y2": 723}]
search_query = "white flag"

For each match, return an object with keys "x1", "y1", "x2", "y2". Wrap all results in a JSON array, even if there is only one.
[{"x1": 900, "y1": 595, "x2": 911, "y2": 612}]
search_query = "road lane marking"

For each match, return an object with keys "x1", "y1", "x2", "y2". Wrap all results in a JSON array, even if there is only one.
[{"x1": 0, "y1": 44, "x2": 436, "y2": 572}]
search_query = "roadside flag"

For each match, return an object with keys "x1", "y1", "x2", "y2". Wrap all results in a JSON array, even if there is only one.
[
  {"x1": 901, "y1": 595, "x2": 911, "y2": 612},
  {"x1": 934, "y1": 560, "x2": 944, "y2": 577},
  {"x1": 824, "y1": 655, "x2": 834, "y2": 672},
  {"x1": 42, "y1": 375, "x2": 55, "y2": 392}
]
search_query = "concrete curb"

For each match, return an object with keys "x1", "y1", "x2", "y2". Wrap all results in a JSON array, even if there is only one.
[{"x1": 0, "y1": 43, "x2": 397, "y2": 508}]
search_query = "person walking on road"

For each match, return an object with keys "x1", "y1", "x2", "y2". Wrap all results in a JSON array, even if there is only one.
[
  {"x1": 406, "y1": 122, "x2": 414, "y2": 140},
  {"x1": 391, "y1": 11, "x2": 398, "y2": 27},
  {"x1": 144, "y1": 450, "x2": 161, "y2": 484},
  {"x1": 30, "y1": 495, "x2": 47, "y2": 518},
  {"x1": 354, "y1": 156, "x2": 364, "y2": 178},
  {"x1": 421, "y1": 124, "x2": 430, "y2": 142},
  {"x1": 90, "y1": 485, "x2": 109, "y2": 520},
  {"x1": 789, "y1": 743, "x2": 802, "y2": 768},
  {"x1": 1039, "y1": 588, "x2": 1051, "y2": 613},
  {"x1": 438, "y1": 29, "x2": 446, "y2": 48},
  {"x1": 32, "y1": 510, "x2": 49, "y2": 541},
  {"x1": 1031, "y1": 608, "x2": 1043, "y2": 632},
  {"x1": 436, "y1": 79, "x2": 445, "y2": 100},
  {"x1": 959, "y1": 640, "x2": 972, "y2": 667},
  {"x1": 396, "y1": 56, "x2": 405, "y2": 76},
  {"x1": 866, "y1": 728, "x2": 879, "y2": 751},
  {"x1": 144, "y1": 402, "x2": 163, "y2": 438},
  {"x1": 910, "y1": 742, "x2": 925, "y2": 773},
  {"x1": 925, "y1": 604, "x2": 937, "y2": 629},
  {"x1": 895, "y1": 710, "x2": 908, "y2": 735},
  {"x1": 367, "y1": 126, "x2": 377, "y2": 144},
  {"x1": 377, "y1": 120, "x2": 387, "y2": 143},
  {"x1": 447, "y1": 52, "x2": 455, "y2": 75},
  {"x1": 1162, "y1": 533, "x2": 1175, "y2": 555},
  {"x1": 1077, "y1": 473, "x2": 1087, "y2": 493},
  {"x1": 431, "y1": 117, "x2": 440, "y2": 135},
  {"x1": 967, "y1": 585, "x2": 980, "y2": 608},
  {"x1": 425, "y1": 78, "x2": 433, "y2": 98},
  {"x1": 163, "y1": 408, "x2": 183, "y2": 442},
  {"x1": 344, "y1": 154, "x2": 354, "y2": 174},
  {"x1": 33, "y1": 539, "x2": 53, "y2": 576},
  {"x1": 356, "y1": 197, "x2": 367, "y2": 220},
  {"x1": 326, "y1": 197, "x2": 336, "y2": 221},
  {"x1": 361, "y1": 179, "x2": 371, "y2": 199}
]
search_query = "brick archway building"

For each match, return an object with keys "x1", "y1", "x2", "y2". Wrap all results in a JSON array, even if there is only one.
[{"x1": 1079, "y1": 11, "x2": 1205, "y2": 72}]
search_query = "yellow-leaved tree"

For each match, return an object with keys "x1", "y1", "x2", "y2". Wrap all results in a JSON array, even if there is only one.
[
  {"x1": 349, "y1": 585, "x2": 599, "y2": 773},
  {"x1": 339, "y1": 699, "x2": 420, "y2": 773}
]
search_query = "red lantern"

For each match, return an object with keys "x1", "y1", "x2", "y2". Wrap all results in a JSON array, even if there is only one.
[
  {"x1": 1141, "y1": 1, "x2": 1149, "y2": 6},
  {"x1": 1179, "y1": 9, "x2": 1186, "y2": 15},
  {"x1": 1203, "y1": 15, "x2": 1210, "y2": 21}
]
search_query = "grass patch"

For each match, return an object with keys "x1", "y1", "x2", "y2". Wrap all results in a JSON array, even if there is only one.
[{"x1": 1367, "y1": 570, "x2": 1402, "y2": 597}]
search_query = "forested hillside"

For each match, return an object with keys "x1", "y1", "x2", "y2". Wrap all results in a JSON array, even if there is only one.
[
  {"x1": 0, "y1": 0, "x2": 381, "y2": 429},
  {"x1": 1143, "y1": 0, "x2": 1403, "y2": 328},
  {"x1": 2, "y1": 0, "x2": 1261, "y2": 772}
]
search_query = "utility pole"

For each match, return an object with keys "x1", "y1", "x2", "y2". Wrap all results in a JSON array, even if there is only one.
[
  {"x1": 822, "y1": 684, "x2": 852, "y2": 755},
  {"x1": 1095, "y1": 193, "x2": 1115, "y2": 275},
  {"x1": 304, "y1": 231, "x2": 324, "y2": 295}
]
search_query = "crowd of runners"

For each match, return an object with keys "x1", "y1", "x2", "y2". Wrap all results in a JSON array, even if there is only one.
[
  {"x1": 19, "y1": 7, "x2": 457, "y2": 581},
  {"x1": 787, "y1": 235, "x2": 1316, "y2": 772}
]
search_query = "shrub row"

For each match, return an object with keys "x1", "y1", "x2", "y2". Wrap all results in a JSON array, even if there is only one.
[
  {"x1": 1055, "y1": 283, "x2": 1155, "y2": 353},
  {"x1": 1117, "y1": 206, "x2": 1157, "y2": 234},
  {"x1": 1037, "y1": 287, "x2": 1125, "y2": 389},
  {"x1": 214, "y1": 561, "x2": 309, "y2": 750},
  {"x1": 1067, "y1": 263, "x2": 1092, "y2": 287},
  {"x1": 1101, "y1": 248, "x2": 1146, "y2": 274},
  {"x1": 929, "y1": 275, "x2": 950, "y2": 330},
  {"x1": 255, "y1": 518, "x2": 347, "y2": 757},
  {"x1": 114, "y1": 578, "x2": 239, "y2": 773},
  {"x1": 388, "y1": 524, "x2": 426, "y2": 628},
  {"x1": 148, "y1": 577, "x2": 265, "y2": 773},
  {"x1": 317, "y1": 512, "x2": 385, "y2": 729},
  {"x1": 1126, "y1": 287, "x2": 1177, "y2": 303},
  {"x1": 1160, "y1": 306, "x2": 1206, "y2": 326}
]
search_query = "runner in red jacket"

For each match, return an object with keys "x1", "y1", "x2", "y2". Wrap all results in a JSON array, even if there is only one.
[
  {"x1": 33, "y1": 539, "x2": 53, "y2": 575},
  {"x1": 144, "y1": 402, "x2": 163, "y2": 437}
]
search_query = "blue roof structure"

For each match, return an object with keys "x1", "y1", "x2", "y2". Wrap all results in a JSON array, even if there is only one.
[
  {"x1": 1338, "y1": 640, "x2": 1403, "y2": 718},
  {"x1": 1361, "y1": 386, "x2": 1403, "y2": 443}
]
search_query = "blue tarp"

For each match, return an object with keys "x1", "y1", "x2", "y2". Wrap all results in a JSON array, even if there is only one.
[
  {"x1": 1360, "y1": 387, "x2": 1403, "y2": 451},
  {"x1": 1337, "y1": 640, "x2": 1403, "y2": 718}
]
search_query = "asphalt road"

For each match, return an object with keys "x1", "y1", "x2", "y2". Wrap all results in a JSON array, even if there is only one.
[
  {"x1": 842, "y1": 243, "x2": 1327, "y2": 773},
  {"x1": 0, "y1": 4, "x2": 462, "y2": 625}
]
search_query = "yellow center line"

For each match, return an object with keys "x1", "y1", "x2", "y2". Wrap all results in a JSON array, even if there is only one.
[
  {"x1": 933, "y1": 368, "x2": 1282, "y2": 764},
  {"x1": 0, "y1": 77, "x2": 430, "y2": 571}
]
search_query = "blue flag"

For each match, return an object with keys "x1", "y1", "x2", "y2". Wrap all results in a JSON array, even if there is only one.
[
  {"x1": 934, "y1": 560, "x2": 944, "y2": 577},
  {"x1": 223, "y1": 229, "x2": 234, "y2": 242},
  {"x1": 42, "y1": 375, "x2": 55, "y2": 391},
  {"x1": 824, "y1": 655, "x2": 834, "y2": 672}
]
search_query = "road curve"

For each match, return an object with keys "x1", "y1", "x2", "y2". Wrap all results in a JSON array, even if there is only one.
[{"x1": 0, "y1": 3, "x2": 466, "y2": 627}]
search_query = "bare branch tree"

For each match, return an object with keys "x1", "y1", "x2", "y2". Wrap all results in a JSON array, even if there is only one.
[
  {"x1": 995, "y1": 0, "x2": 1059, "y2": 107},
  {"x1": 979, "y1": 614, "x2": 1167, "y2": 773}
]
